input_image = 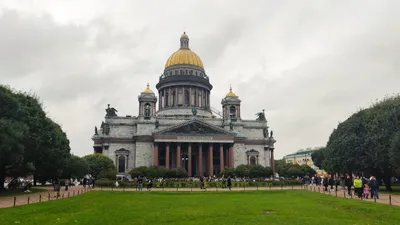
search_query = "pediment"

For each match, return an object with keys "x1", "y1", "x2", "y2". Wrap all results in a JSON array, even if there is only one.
[{"x1": 154, "y1": 119, "x2": 235, "y2": 136}]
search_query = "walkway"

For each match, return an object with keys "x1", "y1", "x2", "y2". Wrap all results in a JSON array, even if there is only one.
[
  {"x1": 1, "y1": 185, "x2": 399, "y2": 208},
  {"x1": 0, "y1": 186, "x2": 87, "y2": 208}
]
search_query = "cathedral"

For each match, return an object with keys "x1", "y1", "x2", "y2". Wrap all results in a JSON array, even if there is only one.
[{"x1": 92, "y1": 33, "x2": 276, "y2": 177}]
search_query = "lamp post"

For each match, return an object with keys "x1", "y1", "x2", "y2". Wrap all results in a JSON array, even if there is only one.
[{"x1": 181, "y1": 152, "x2": 188, "y2": 171}]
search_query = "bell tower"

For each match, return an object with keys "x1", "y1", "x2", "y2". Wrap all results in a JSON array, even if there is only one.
[
  {"x1": 221, "y1": 85, "x2": 241, "y2": 122},
  {"x1": 138, "y1": 83, "x2": 157, "y2": 119}
]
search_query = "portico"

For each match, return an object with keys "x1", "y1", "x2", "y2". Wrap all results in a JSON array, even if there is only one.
[{"x1": 153, "y1": 118, "x2": 235, "y2": 177}]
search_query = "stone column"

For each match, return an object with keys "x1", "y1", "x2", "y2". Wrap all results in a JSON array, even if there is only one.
[
  {"x1": 208, "y1": 144, "x2": 213, "y2": 176},
  {"x1": 115, "y1": 155, "x2": 118, "y2": 169},
  {"x1": 176, "y1": 143, "x2": 181, "y2": 168},
  {"x1": 270, "y1": 148, "x2": 275, "y2": 175},
  {"x1": 153, "y1": 143, "x2": 159, "y2": 166},
  {"x1": 219, "y1": 144, "x2": 224, "y2": 174},
  {"x1": 166, "y1": 143, "x2": 170, "y2": 169},
  {"x1": 126, "y1": 155, "x2": 129, "y2": 169},
  {"x1": 247, "y1": 155, "x2": 250, "y2": 165},
  {"x1": 229, "y1": 146, "x2": 234, "y2": 168},
  {"x1": 188, "y1": 143, "x2": 192, "y2": 176},
  {"x1": 159, "y1": 91, "x2": 162, "y2": 109},
  {"x1": 198, "y1": 144, "x2": 203, "y2": 177},
  {"x1": 256, "y1": 155, "x2": 259, "y2": 165}
]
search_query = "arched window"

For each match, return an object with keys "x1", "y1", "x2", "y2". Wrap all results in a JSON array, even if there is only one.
[
  {"x1": 230, "y1": 106, "x2": 236, "y2": 118},
  {"x1": 250, "y1": 156, "x2": 256, "y2": 165},
  {"x1": 118, "y1": 155, "x2": 126, "y2": 173},
  {"x1": 144, "y1": 103, "x2": 151, "y2": 117},
  {"x1": 184, "y1": 90, "x2": 190, "y2": 105}
]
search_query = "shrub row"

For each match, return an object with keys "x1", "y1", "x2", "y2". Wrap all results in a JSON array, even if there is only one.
[{"x1": 95, "y1": 179, "x2": 302, "y2": 188}]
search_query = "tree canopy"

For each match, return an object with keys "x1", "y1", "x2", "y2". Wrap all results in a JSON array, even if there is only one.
[
  {"x1": 0, "y1": 85, "x2": 71, "y2": 190},
  {"x1": 83, "y1": 154, "x2": 116, "y2": 180},
  {"x1": 275, "y1": 160, "x2": 316, "y2": 178},
  {"x1": 320, "y1": 95, "x2": 400, "y2": 190}
]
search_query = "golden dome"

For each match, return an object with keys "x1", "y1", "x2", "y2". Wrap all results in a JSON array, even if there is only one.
[
  {"x1": 226, "y1": 85, "x2": 236, "y2": 97},
  {"x1": 164, "y1": 32, "x2": 204, "y2": 69},
  {"x1": 181, "y1": 32, "x2": 189, "y2": 39},
  {"x1": 143, "y1": 83, "x2": 153, "y2": 93}
]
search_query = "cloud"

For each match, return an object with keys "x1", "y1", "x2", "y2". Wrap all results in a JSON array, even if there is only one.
[{"x1": 1, "y1": 1, "x2": 400, "y2": 159}]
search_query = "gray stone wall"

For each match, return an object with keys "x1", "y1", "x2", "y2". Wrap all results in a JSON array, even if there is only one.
[{"x1": 135, "y1": 142, "x2": 154, "y2": 167}]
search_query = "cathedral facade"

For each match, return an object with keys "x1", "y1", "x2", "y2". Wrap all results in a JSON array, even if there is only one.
[{"x1": 92, "y1": 33, "x2": 276, "y2": 177}]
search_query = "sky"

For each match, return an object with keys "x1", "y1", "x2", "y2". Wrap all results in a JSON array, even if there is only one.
[{"x1": 1, "y1": 0, "x2": 400, "y2": 159}]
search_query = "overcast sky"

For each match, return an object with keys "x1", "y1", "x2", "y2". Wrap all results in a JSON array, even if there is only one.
[{"x1": 1, "y1": 0, "x2": 399, "y2": 159}]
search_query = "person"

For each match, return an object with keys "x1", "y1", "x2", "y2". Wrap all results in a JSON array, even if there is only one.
[
  {"x1": 65, "y1": 179, "x2": 70, "y2": 191},
  {"x1": 345, "y1": 175, "x2": 353, "y2": 196},
  {"x1": 203, "y1": 176, "x2": 207, "y2": 191},
  {"x1": 363, "y1": 184, "x2": 370, "y2": 199},
  {"x1": 82, "y1": 177, "x2": 87, "y2": 189},
  {"x1": 353, "y1": 176, "x2": 363, "y2": 199},
  {"x1": 200, "y1": 176, "x2": 204, "y2": 189},
  {"x1": 369, "y1": 176, "x2": 379, "y2": 199},
  {"x1": 227, "y1": 176, "x2": 232, "y2": 190},
  {"x1": 221, "y1": 176, "x2": 226, "y2": 188},
  {"x1": 147, "y1": 179, "x2": 153, "y2": 191},
  {"x1": 53, "y1": 178, "x2": 61, "y2": 198},
  {"x1": 323, "y1": 176, "x2": 329, "y2": 192},
  {"x1": 137, "y1": 176, "x2": 143, "y2": 191}
]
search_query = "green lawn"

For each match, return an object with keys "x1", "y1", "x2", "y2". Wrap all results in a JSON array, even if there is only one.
[
  {"x1": 0, "y1": 188, "x2": 46, "y2": 197},
  {"x1": 1, "y1": 190, "x2": 399, "y2": 225}
]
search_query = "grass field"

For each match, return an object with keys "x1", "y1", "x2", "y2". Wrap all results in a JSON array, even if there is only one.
[{"x1": 1, "y1": 190, "x2": 399, "y2": 225}]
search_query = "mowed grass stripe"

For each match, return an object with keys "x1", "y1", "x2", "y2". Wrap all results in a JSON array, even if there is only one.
[{"x1": 0, "y1": 191, "x2": 399, "y2": 225}]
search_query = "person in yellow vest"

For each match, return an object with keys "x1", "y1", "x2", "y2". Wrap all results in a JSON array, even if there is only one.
[{"x1": 353, "y1": 175, "x2": 363, "y2": 199}]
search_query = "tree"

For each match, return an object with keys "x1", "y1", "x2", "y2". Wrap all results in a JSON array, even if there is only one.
[
  {"x1": 83, "y1": 154, "x2": 116, "y2": 180},
  {"x1": 389, "y1": 132, "x2": 400, "y2": 170},
  {"x1": 220, "y1": 167, "x2": 235, "y2": 177},
  {"x1": 324, "y1": 95, "x2": 400, "y2": 190},
  {"x1": 63, "y1": 155, "x2": 89, "y2": 179},
  {"x1": 0, "y1": 86, "x2": 30, "y2": 189},
  {"x1": 129, "y1": 166, "x2": 150, "y2": 178},
  {"x1": 234, "y1": 164, "x2": 250, "y2": 177},
  {"x1": 248, "y1": 165, "x2": 273, "y2": 178},
  {"x1": 311, "y1": 148, "x2": 326, "y2": 169}
]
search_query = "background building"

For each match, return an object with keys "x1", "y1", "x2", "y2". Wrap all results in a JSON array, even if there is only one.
[
  {"x1": 92, "y1": 33, "x2": 277, "y2": 177},
  {"x1": 283, "y1": 147, "x2": 326, "y2": 176}
]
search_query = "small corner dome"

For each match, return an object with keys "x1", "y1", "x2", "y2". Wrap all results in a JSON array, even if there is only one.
[
  {"x1": 143, "y1": 83, "x2": 153, "y2": 93},
  {"x1": 226, "y1": 86, "x2": 236, "y2": 97}
]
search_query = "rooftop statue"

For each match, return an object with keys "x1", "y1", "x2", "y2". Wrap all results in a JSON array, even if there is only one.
[
  {"x1": 105, "y1": 104, "x2": 118, "y2": 117},
  {"x1": 256, "y1": 109, "x2": 266, "y2": 121},
  {"x1": 192, "y1": 107, "x2": 197, "y2": 116}
]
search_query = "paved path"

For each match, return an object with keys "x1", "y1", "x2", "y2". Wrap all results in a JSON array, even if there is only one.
[
  {"x1": 1, "y1": 185, "x2": 399, "y2": 208},
  {"x1": 0, "y1": 186, "x2": 88, "y2": 208}
]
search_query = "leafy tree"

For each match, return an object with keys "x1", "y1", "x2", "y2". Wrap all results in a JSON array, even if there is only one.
[
  {"x1": 324, "y1": 95, "x2": 400, "y2": 190},
  {"x1": 220, "y1": 167, "x2": 235, "y2": 177},
  {"x1": 234, "y1": 164, "x2": 250, "y2": 177},
  {"x1": 389, "y1": 132, "x2": 400, "y2": 170},
  {"x1": 83, "y1": 154, "x2": 116, "y2": 180},
  {"x1": 248, "y1": 165, "x2": 273, "y2": 178},
  {"x1": 129, "y1": 166, "x2": 150, "y2": 178},
  {"x1": 63, "y1": 155, "x2": 89, "y2": 179},
  {"x1": 286, "y1": 167, "x2": 303, "y2": 178},
  {"x1": 165, "y1": 168, "x2": 188, "y2": 178},
  {"x1": 299, "y1": 165, "x2": 316, "y2": 177},
  {"x1": 0, "y1": 86, "x2": 30, "y2": 189},
  {"x1": 311, "y1": 148, "x2": 326, "y2": 169}
]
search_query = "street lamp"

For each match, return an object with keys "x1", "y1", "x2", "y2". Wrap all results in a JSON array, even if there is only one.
[{"x1": 181, "y1": 152, "x2": 188, "y2": 171}]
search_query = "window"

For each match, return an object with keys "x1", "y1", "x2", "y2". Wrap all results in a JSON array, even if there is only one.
[
  {"x1": 172, "y1": 90, "x2": 176, "y2": 106},
  {"x1": 184, "y1": 90, "x2": 190, "y2": 105},
  {"x1": 118, "y1": 155, "x2": 126, "y2": 173},
  {"x1": 178, "y1": 89, "x2": 183, "y2": 105},
  {"x1": 230, "y1": 106, "x2": 236, "y2": 118},
  {"x1": 250, "y1": 156, "x2": 256, "y2": 165},
  {"x1": 165, "y1": 91, "x2": 169, "y2": 107}
]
